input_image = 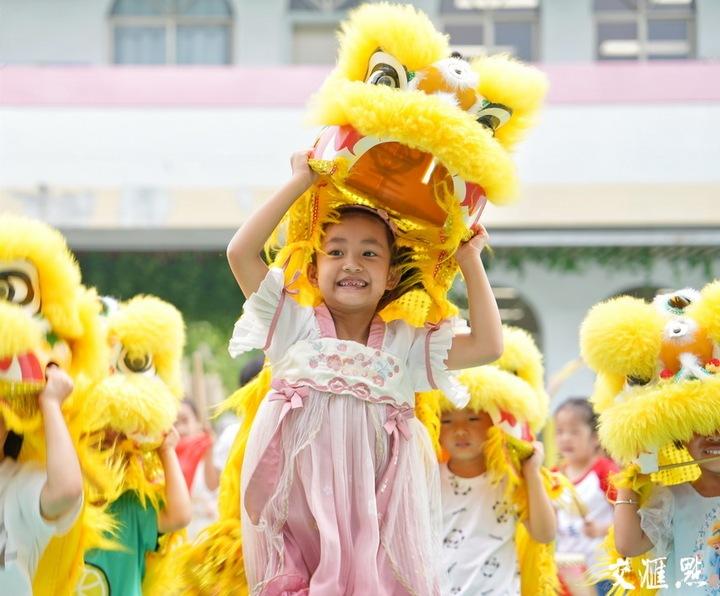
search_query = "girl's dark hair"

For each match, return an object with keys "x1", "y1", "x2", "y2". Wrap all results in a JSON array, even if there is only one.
[
  {"x1": 238, "y1": 353, "x2": 265, "y2": 387},
  {"x1": 181, "y1": 398, "x2": 200, "y2": 419},
  {"x1": 556, "y1": 397, "x2": 599, "y2": 434},
  {"x1": 3, "y1": 431, "x2": 23, "y2": 460},
  {"x1": 319, "y1": 206, "x2": 423, "y2": 310}
]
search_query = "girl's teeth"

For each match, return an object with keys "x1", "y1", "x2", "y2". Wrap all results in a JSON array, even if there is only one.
[{"x1": 704, "y1": 449, "x2": 720, "y2": 455}]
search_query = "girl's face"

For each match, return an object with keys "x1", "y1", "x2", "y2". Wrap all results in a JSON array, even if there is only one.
[
  {"x1": 308, "y1": 214, "x2": 399, "y2": 315},
  {"x1": 686, "y1": 433, "x2": 720, "y2": 474},
  {"x1": 555, "y1": 406, "x2": 599, "y2": 465},
  {"x1": 439, "y1": 408, "x2": 493, "y2": 463},
  {"x1": 175, "y1": 402, "x2": 201, "y2": 438}
]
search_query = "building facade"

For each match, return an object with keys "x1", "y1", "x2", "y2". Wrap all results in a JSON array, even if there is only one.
[{"x1": 1, "y1": 0, "x2": 719, "y2": 403}]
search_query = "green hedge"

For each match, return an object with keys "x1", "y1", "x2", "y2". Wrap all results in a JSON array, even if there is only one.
[{"x1": 77, "y1": 251, "x2": 246, "y2": 393}]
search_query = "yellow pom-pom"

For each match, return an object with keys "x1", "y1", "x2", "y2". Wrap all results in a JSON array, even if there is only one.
[{"x1": 580, "y1": 296, "x2": 664, "y2": 381}]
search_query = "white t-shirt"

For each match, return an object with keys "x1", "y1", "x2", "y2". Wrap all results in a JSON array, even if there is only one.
[
  {"x1": 556, "y1": 457, "x2": 617, "y2": 569},
  {"x1": 0, "y1": 458, "x2": 82, "y2": 595},
  {"x1": 640, "y1": 483, "x2": 720, "y2": 594},
  {"x1": 440, "y1": 463, "x2": 520, "y2": 596},
  {"x1": 186, "y1": 459, "x2": 218, "y2": 539},
  {"x1": 212, "y1": 421, "x2": 240, "y2": 473}
]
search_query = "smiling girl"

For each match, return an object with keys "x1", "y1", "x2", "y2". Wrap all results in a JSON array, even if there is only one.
[{"x1": 225, "y1": 150, "x2": 503, "y2": 595}]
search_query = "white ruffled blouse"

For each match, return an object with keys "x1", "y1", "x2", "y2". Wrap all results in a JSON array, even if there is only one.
[{"x1": 229, "y1": 267, "x2": 469, "y2": 410}]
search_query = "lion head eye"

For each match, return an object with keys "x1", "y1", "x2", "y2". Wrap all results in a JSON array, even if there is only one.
[
  {"x1": 117, "y1": 348, "x2": 156, "y2": 376},
  {"x1": 626, "y1": 375, "x2": 651, "y2": 387},
  {"x1": 0, "y1": 262, "x2": 41, "y2": 316},
  {"x1": 654, "y1": 288, "x2": 701, "y2": 315},
  {"x1": 472, "y1": 100, "x2": 513, "y2": 136},
  {"x1": 668, "y1": 295, "x2": 691, "y2": 310},
  {"x1": 365, "y1": 50, "x2": 408, "y2": 90}
]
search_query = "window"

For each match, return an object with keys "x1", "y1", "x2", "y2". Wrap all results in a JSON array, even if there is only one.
[
  {"x1": 440, "y1": 0, "x2": 540, "y2": 62},
  {"x1": 291, "y1": 23, "x2": 341, "y2": 65},
  {"x1": 289, "y1": 0, "x2": 361, "y2": 9},
  {"x1": 288, "y1": 0, "x2": 362, "y2": 65},
  {"x1": 110, "y1": 0, "x2": 233, "y2": 65},
  {"x1": 594, "y1": 0, "x2": 695, "y2": 60}
]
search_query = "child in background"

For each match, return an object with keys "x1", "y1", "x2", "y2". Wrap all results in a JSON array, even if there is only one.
[
  {"x1": 554, "y1": 398, "x2": 617, "y2": 595},
  {"x1": 175, "y1": 399, "x2": 220, "y2": 539},
  {"x1": 0, "y1": 365, "x2": 83, "y2": 594},
  {"x1": 83, "y1": 426, "x2": 191, "y2": 595},
  {"x1": 438, "y1": 373, "x2": 557, "y2": 596},
  {"x1": 614, "y1": 431, "x2": 720, "y2": 594},
  {"x1": 226, "y1": 150, "x2": 503, "y2": 594}
]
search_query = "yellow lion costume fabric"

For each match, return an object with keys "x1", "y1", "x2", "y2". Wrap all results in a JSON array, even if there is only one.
[
  {"x1": 580, "y1": 282, "x2": 720, "y2": 594},
  {"x1": 76, "y1": 295, "x2": 187, "y2": 596},
  {"x1": 434, "y1": 326, "x2": 565, "y2": 596},
  {"x1": 276, "y1": 2, "x2": 547, "y2": 326},
  {"x1": 181, "y1": 3, "x2": 546, "y2": 592},
  {"x1": 0, "y1": 214, "x2": 111, "y2": 595}
]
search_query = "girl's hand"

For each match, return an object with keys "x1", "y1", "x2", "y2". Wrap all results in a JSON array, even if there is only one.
[
  {"x1": 38, "y1": 364, "x2": 74, "y2": 409},
  {"x1": 455, "y1": 225, "x2": 489, "y2": 269},
  {"x1": 290, "y1": 149, "x2": 318, "y2": 188},
  {"x1": 160, "y1": 426, "x2": 180, "y2": 453},
  {"x1": 522, "y1": 440, "x2": 545, "y2": 477}
]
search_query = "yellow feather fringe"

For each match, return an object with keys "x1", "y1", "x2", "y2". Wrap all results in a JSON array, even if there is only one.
[
  {"x1": 178, "y1": 368, "x2": 272, "y2": 592},
  {"x1": 143, "y1": 531, "x2": 188, "y2": 596},
  {"x1": 482, "y1": 426, "x2": 562, "y2": 596}
]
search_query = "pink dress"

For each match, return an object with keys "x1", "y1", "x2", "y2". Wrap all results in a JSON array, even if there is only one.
[{"x1": 229, "y1": 269, "x2": 469, "y2": 596}]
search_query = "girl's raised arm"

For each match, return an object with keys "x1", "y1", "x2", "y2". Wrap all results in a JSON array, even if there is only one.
[
  {"x1": 227, "y1": 150, "x2": 317, "y2": 298},
  {"x1": 445, "y1": 227, "x2": 504, "y2": 369}
]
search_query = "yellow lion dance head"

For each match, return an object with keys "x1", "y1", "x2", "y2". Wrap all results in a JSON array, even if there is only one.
[
  {"x1": 84, "y1": 295, "x2": 185, "y2": 505},
  {"x1": 270, "y1": 2, "x2": 547, "y2": 325},
  {"x1": 0, "y1": 215, "x2": 105, "y2": 440},
  {"x1": 580, "y1": 282, "x2": 720, "y2": 592},
  {"x1": 581, "y1": 282, "x2": 720, "y2": 484}
]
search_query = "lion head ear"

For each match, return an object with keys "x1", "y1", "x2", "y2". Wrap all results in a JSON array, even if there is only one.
[
  {"x1": 111, "y1": 296, "x2": 185, "y2": 397},
  {"x1": 580, "y1": 296, "x2": 665, "y2": 382},
  {"x1": 687, "y1": 280, "x2": 720, "y2": 346},
  {"x1": 334, "y1": 3, "x2": 448, "y2": 83},
  {"x1": 590, "y1": 372, "x2": 625, "y2": 414},
  {"x1": 470, "y1": 54, "x2": 548, "y2": 150}
]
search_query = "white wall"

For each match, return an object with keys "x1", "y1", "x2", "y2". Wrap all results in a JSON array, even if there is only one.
[
  {"x1": 0, "y1": 107, "x2": 315, "y2": 187},
  {"x1": 3, "y1": 103, "x2": 719, "y2": 188},
  {"x1": 0, "y1": 0, "x2": 112, "y2": 64},
  {"x1": 516, "y1": 103, "x2": 720, "y2": 185},
  {"x1": 541, "y1": 0, "x2": 593, "y2": 62},
  {"x1": 2, "y1": 0, "x2": 719, "y2": 66},
  {"x1": 697, "y1": 0, "x2": 720, "y2": 60}
]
